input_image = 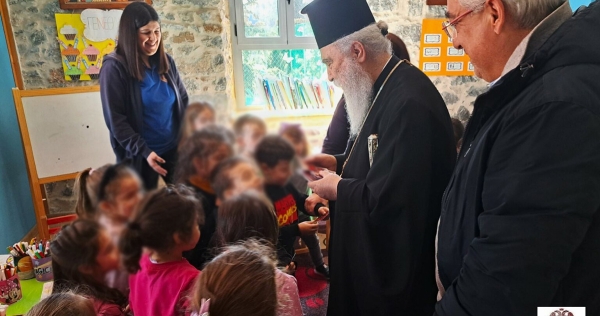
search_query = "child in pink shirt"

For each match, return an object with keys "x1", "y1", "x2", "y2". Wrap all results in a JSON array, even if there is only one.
[{"x1": 120, "y1": 185, "x2": 203, "y2": 316}]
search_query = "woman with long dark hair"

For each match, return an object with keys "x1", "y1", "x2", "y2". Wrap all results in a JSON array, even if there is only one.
[{"x1": 100, "y1": 2, "x2": 188, "y2": 189}]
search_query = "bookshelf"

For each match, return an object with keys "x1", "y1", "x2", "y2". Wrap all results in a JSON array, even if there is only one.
[{"x1": 257, "y1": 76, "x2": 339, "y2": 111}]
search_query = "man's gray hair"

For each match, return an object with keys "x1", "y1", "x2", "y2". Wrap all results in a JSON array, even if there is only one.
[
  {"x1": 459, "y1": 0, "x2": 567, "y2": 29},
  {"x1": 333, "y1": 21, "x2": 392, "y2": 58}
]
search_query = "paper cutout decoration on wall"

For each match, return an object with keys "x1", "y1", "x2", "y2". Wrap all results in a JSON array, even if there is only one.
[
  {"x1": 419, "y1": 18, "x2": 475, "y2": 77},
  {"x1": 55, "y1": 11, "x2": 120, "y2": 81},
  {"x1": 81, "y1": 9, "x2": 122, "y2": 42}
]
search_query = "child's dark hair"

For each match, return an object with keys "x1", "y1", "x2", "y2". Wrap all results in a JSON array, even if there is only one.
[
  {"x1": 26, "y1": 292, "x2": 96, "y2": 316},
  {"x1": 211, "y1": 155, "x2": 258, "y2": 201},
  {"x1": 233, "y1": 114, "x2": 267, "y2": 136},
  {"x1": 175, "y1": 125, "x2": 235, "y2": 183},
  {"x1": 97, "y1": 162, "x2": 141, "y2": 202},
  {"x1": 74, "y1": 165, "x2": 110, "y2": 219},
  {"x1": 254, "y1": 135, "x2": 296, "y2": 168},
  {"x1": 51, "y1": 220, "x2": 127, "y2": 308},
  {"x1": 120, "y1": 184, "x2": 204, "y2": 273},
  {"x1": 74, "y1": 163, "x2": 140, "y2": 218},
  {"x1": 191, "y1": 240, "x2": 278, "y2": 316},
  {"x1": 215, "y1": 191, "x2": 279, "y2": 249},
  {"x1": 279, "y1": 123, "x2": 310, "y2": 157}
]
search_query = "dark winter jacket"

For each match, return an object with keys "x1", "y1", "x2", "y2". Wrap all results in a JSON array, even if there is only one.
[
  {"x1": 436, "y1": 2, "x2": 600, "y2": 315},
  {"x1": 99, "y1": 52, "x2": 188, "y2": 173}
]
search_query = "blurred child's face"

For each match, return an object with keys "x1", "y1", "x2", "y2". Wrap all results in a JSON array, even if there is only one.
[
  {"x1": 182, "y1": 223, "x2": 201, "y2": 251},
  {"x1": 223, "y1": 162, "x2": 264, "y2": 200},
  {"x1": 194, "y1": 144, "x2": 233, "y2": 179},
  {"x1": 237, "y1": 123, "x2": 266, "y2": 156},
  {"x1": 99, "y1": 176, "x2": 143, "y2": 221},
  {"x1": 260, "y1": 160, "x2": 292, "y2": 186},
  {"x1": 193, "y1": 109, "x2": 215, "y2": 131},
  {"x1": 281, "y1": 134, "x2": 307, "y2": 158},
  {"x1": 94, "y1": 230, "x2": 120, "y2": 275}
]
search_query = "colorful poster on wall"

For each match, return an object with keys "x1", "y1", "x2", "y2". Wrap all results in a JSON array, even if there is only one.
[
  {"x1": 419, "y1": 18, "x2": 474, "y2": 77},
  {"x1": 55, "y1": 10, "x2": 121, "y2": 81}
]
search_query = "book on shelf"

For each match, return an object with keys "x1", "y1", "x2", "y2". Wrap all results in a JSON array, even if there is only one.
[{"x1": 258, "y1": 76, "x2": 337, "y2": 111}]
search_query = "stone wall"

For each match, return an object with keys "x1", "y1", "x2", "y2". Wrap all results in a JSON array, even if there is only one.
[
  {"x1": 369, "y1": 0, "x2": 488, "y2": 119},
  {"x1": 7, "y1": 0, "x2": 487, "y2": 215},
  {"x1": 7, "y1": 0, "x2": 233, "y2": 115},
  {"x1": 8, "y1": 0, "x2": 486, "y2": 119}
]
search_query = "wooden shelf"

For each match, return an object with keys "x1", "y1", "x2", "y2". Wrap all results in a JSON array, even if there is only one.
[
  {"x1": 426, "y1": 0, "x2": 447, "y2": 5},
  {"x1": 59, "y1": 0, "x2": 152, "y2": 10},
  {"x1": 237, "y1": 108, "x2": 335, "y2": 119}
]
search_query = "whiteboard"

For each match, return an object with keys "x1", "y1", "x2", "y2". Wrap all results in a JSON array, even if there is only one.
[{"x1": 21, "y1": 91, "x2": 115, "y2": 178}]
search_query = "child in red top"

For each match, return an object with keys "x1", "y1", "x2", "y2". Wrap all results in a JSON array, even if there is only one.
[
  {"x1": 50, "y1": 220, "x2": 128, "y2": 316},
  {"x1": 120, "y1": 184, "x2": 203, "y2": 316},
  {"x1": 255, "y1": 135, "x2": 329, "y2": 274}
]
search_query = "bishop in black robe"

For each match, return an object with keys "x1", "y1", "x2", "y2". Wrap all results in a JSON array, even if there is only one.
[{"x1": 303, "y1": 0, "x2": 456, "y2": 315}]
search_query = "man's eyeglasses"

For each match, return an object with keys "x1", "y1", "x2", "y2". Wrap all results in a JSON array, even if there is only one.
[{"x1": 441, "y1": 9, "x2": 474, "y2": 40}]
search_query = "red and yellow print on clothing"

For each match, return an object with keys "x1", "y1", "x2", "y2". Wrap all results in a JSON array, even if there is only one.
[{"x1": 275, "y1": 194, "x2": 298, "y2": 227}]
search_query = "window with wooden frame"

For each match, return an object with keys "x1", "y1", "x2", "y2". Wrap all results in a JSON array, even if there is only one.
[{"x1": 229, "y1": 0, "x2": 341, "y2": 115}]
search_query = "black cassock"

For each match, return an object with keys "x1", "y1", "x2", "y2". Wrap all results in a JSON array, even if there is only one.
[{"x1": 327, "y1": 55, "x2": 456, "y2": 316}]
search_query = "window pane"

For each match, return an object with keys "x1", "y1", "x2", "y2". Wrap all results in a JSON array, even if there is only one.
[
  {"x1": 294, "y1": 0, "x2": 315, "y2": 37},
  {"x1": 242, "y1": 49, "x2": 339, "y2": 109},
  {"x1": 243, "y1": 0, "x2": 279, "y2": 38}
]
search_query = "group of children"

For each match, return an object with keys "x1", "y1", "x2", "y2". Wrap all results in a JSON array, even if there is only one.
[{"x1": 26, "y1": 102, "x2": 330, "y2": 316}]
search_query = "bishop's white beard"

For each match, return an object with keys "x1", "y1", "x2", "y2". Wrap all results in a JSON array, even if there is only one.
[{"x1": 334, "y1": 58, "x2": 374, "y2": 137}]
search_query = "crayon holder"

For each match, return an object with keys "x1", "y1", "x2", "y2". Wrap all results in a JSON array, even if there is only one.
[
  {"x1": 0, "y1": 274, "x2": 22, "y2": 305},
  {"x1": 33, "y1": 256, "x2": 53, "y2": 282},
  {"x1": 13, "y1": 256, "x2": 34, "y2": 280}
]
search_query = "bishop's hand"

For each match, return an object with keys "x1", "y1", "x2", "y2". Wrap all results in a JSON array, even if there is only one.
[
  {"x1": 305, "y1": 154, "x2": 337, "y2": 172},
  {"x1": 308, "y1": 170, "x2": 341, "y2": 201}
]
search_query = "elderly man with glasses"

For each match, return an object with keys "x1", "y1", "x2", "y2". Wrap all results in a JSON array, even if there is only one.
[{"x1": 436, "y1": 0, "x2": 600, "y2": 315}]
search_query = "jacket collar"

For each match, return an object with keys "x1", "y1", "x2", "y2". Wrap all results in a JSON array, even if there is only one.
[{"x1": 500, "y1": 1, "x2": 573, "y2": 78}]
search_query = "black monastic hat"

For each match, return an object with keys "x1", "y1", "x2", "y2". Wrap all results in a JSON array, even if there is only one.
[{"x1": 301, "y1": 0, "x2": 376, "y2": 49}]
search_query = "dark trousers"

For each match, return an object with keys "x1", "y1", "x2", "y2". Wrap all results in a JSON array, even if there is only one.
[{"x1": 139, "y1": 147, "x2": 178, "y2": 190}]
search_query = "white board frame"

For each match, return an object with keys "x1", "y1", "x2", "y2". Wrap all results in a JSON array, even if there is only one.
[{"x1": 13, "y1": 86, "x2": 115, "y2": 239}]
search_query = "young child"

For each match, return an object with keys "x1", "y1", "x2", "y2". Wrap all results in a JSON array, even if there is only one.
[
  {"x1": 175, "y1": 125, "x2": 234, "y2": 268},
  {"x1": 50, "y1": 220, "x2": 127, "y2": 316},
  {"x1": 191, "y1": 241, "x2": 278, "y2": 316},
  {"x1": 74, "y1": 165, "x2": 111, "y2": 219},
  {"x1": 120, "y1": 184, "x2": 202, "y2": 316},
  {"x1": 212, "y1": 193, "x2": 303, "y2": 316},
  {"x1": 26, "y1": 292, "x2": 96, "y2": 316},
  {"x1": 96, "y1": 163, "x2": 145, "y2": 239},
  {"x1": 279, "y1": 124, "x2": 330, "y2": 278},
  {"x1": 233, "y1": 114, "x2": 267, "y2": 157},
  {"x1": 180, "y1": 101, "x2": 216, "y2": 146},
  {"x1": 255, "y1": 135, "x2": 329, "y2": 276},
  {"x1": 74, "y1": 163, "x2": 144, "y2": 294},
  {"x1": 211, "y1": 155, "x2": 264, "y2": 204},
  {"x1": 279, "y1": 123, "x2": 311, "y2": 195}
]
